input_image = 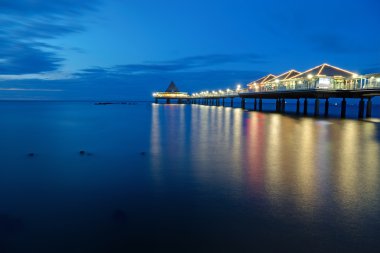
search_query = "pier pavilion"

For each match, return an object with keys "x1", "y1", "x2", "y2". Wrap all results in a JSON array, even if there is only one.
[
  {"x1": 187, "y1": 63, "x2": 380, "y2": 119},
  {"x1": 153, "y1": 82, "x2": 189, "y2": 104}
]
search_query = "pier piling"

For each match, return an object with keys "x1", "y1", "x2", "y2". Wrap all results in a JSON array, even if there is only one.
[
  {"x1": 341, "y1": 98, "x2": 347, "y2": 118},
  {"x1": 281, "y1": 98, "x2": 286, "y2": 113},
  {"x1": 366, "y1": 97, "x2": 372, "y2": 118},
  {"x1": 259, "y1": 98, "x2": 263, "y2": 111},
  {"x1": 241, "y1": 98, "x2": 246, "y2": 109},
  {"x1": 314, "y1": 98, "x2": 320, "y2": 117},
  {"x1": 303, "y1": 98, "x2": 308, "y2": 115},
  {"x1": 324, "y1": 98, "x2": 329, "y2": 117},
  {"x1": 358, "y1": 98, "x2": 365, "y2": 119},
  {"x1": 296, "y1": 98, "x2": 300, "y2": 114}
]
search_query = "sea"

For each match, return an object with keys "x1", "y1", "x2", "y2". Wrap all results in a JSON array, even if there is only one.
[{"x1": 0, "y1": 100, "x2": 380, "y2": 253}]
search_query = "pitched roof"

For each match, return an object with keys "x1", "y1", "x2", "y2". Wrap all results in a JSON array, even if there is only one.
[
  {"x1": 272, "y1": 70, "x2": 300, "y2": 81},
  {"x1": 291, "y1": 63, "x2": 355, "y2": 79},
  {"x1": 248, "y1": 74, "x2": 276, "y2": 86},
  {"x1": 165, "y1": 81, "x2": 180, "y2": 92}
]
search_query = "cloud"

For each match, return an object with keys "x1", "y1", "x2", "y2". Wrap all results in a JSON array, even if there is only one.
[
  {"x1": 0, "y1": 88, "x2": 63, "y2": 92},
  {"x1": 78, "y1": 54, "x2": 264, "y2": 76},
  {"x1": 0, "y1": 0, "x2": 100, "y2": 75},
  {"x1": 0, "y1": 1, "x2": 99, "y2": 16},
  {"x1": 307, "y1": 33, "x2": 375, "y2": 54}
]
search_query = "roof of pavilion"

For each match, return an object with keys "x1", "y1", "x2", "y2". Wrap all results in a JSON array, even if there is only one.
[
  {"x1": 290, "y1": 63, "x2": 355, "y2": 79},
  {"x1": 271, "y1": 69, "x2": 300, "y2": 81},
  {"x1": 247, "y1": 74, "x2": 277, "y2": 86},
  {"x1": 165, "y1": 81, "x2": 180, "y2": 92}
]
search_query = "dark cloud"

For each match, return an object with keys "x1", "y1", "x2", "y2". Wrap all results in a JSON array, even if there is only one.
[
  {"x1": 307, "y1": 33, "x2": 375, "y2": 54},
  {"x1": 79, "y1": 54, "x2": 264, "y2": 76},
  {"x1": 0, "y1": 1, "x2": 99, "y2": 16},
  {"x1": 0, "y1": 0, "x2": 100, "y2": 74},
  {"x1": 0, "y1": 69, "x2": 266, "y2": 100},
  {"x1": 0, "y1": 41, "x2": 62, "y2": 74}
]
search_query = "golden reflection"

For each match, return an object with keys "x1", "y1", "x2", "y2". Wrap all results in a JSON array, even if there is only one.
[
  {"x1": 151, "y1": 104, "x2": 380, "y2": 222},
  {"x1": 293, "y1": 119, "x2": 318, "y2": 216},
  {"x1": 150, "y1": 104, "x2": 162, "y2": 183},
  {"x1": 332, "y1": 121, "x2": 380, "y2": 220}
]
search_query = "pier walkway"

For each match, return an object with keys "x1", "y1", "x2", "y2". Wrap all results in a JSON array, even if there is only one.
[{"x1": 188, "y1": 64, "x2": 380, "y2": 119}]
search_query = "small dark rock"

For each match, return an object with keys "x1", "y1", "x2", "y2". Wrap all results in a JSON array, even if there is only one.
[
  {"x1": 27, "y1": 153, "x2": 35, "y2": 157},
  {"x1": 79, "y1": 150, "x2": 86, "y2": 155},
  {"x1": 140, "y1": 152, "x2": 146, "y2": 156}
]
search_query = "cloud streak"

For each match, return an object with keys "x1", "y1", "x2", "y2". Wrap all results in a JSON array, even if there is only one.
[
  {"x1": 79, "y1": 53, "x2": 264, "y2": 76},
  {"x1": 0, "y1": 0, "x2": 100, "y2": 75}
]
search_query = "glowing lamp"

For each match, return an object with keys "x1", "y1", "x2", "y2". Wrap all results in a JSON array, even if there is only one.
[{"x1": 307, "y1": 74, "x2": 313, "y2": 79}]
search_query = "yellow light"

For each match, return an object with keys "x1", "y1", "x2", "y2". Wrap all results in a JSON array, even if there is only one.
[
  {"x1": 352, "y1": 73, "x2": 359, "y2": 78},
  {"x1": 307, "y1": 74, "x2": 313, "y2": 79},
  {"x1": 254, "y1": 82, "x2": 257, "y2": 87},
  {"x1": 275, "y1": 79, "x2": 280, "y2": 84},
  {"x1": 237, "y1": 84, "x2": 241, "y2": 90}
]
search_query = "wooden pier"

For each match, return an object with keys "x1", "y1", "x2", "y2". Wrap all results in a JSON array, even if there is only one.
[{"x1": 153, "y1": 64, "x2": 380, "y2": 119}]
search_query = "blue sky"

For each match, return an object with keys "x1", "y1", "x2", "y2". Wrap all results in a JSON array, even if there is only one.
[{"x1": 0, "y1": 0, "x2": 379, "y2": 100}]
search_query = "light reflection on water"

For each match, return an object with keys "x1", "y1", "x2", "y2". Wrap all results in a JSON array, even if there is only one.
[
  {"x1": 150, "y1": 104, "x2": 380, "y2": 251},
  {"x1": 0, "y1": 102, "x2": 379, "y2": 252}
]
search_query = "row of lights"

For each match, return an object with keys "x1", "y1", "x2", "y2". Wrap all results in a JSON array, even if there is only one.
[
  {"x1": 156, "y1": 73, "x2": 378, "y2": 98},
  {"x1": 192, "y1": 85, "x2": 242, "y2": 97}
]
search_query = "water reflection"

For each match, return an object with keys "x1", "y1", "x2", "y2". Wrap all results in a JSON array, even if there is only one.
[{"x1": 150, "y1": 104, "x2": 380, "y2": 223}]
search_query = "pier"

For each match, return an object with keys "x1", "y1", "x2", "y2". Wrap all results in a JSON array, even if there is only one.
[{"x1": 187, "y1": 64, "x2": 380, "y2": 119}]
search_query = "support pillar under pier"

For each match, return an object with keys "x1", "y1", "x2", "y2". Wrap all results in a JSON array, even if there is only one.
[
  {"x1": 276, "y1": 98, "x2": 280, "y2": 112},
  {"x1": 341, "y1": 98, "x2": 347, "y2": 119},
  {"x1": 231, "y1": 98, "x2": 234, "y2": 107},
  {"x1": 254, "y1": 98, "x2": 257, "y2": 111},
  {"x1": 324, "y1": 98, "x2": 329, "y2": 117},
  {"x1": 366, "y1": 97, "x2": 372, "y2": 118},
  {"x1": 241, "y1": 98, "x2": 246, "y2": 109},
  {"x1": 314, "y1": 98, "x2": 320, "y2": 117},
  {"x1": 296, "y1": 98, "x2": 300, "y2": 114},
  {"x1": 358, "y1": 98, "x2": 365, "y2": 119},
  {"x1": 166, "y1": 98, "x2": 171, "y2": 104},
  {"x1": 259, "y1": 98, "x2": 263, "y2": 111},
  {"x1": 222, "y1": 98, "x2": 225, "y2": 107},
  {"x1": 154, "y1": 98, "x2": 158, "y2": 104},
  {"x1": 281, "y1": 98, "x2": 286, "y2": 113},
  {"x1": 303, "y1": 98, "x2": 308, "y2": 115}
]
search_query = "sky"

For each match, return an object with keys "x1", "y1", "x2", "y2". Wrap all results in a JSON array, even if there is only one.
[{"x1": 0, "y1": 0, "x2": 379, "y2": 100}]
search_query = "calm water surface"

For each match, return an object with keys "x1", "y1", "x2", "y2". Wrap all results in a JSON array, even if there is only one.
[{"x1": 0, "y1": 101, "x2": 380, "y2": 252}]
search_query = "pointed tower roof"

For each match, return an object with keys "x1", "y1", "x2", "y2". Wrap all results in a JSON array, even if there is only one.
[
  {"x1": 273, "y1": 70, "x2": 301, "y2": 81},
  {"x1": 291, "y1": 63, "x2": 355, "y2": 79},
  {"x1": 165, "y1": 81, "x2": 180, "y2": 92}
]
